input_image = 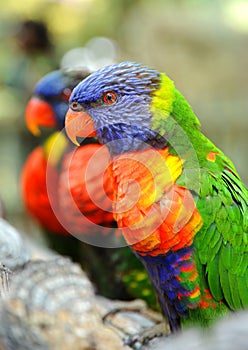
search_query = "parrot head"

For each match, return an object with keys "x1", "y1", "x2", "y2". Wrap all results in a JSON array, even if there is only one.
[
  {"x1": 26, "y1": 70, "x2": 89, "y2": 136},
  {"x1": 65, "y1": 62, "x2": 172, "y2": 155}
]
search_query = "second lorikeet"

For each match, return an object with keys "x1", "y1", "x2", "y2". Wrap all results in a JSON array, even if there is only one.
[
  {"x1": 65, "y1": 62, "x2": 248, "y2": 331},
  {"x1": 22, "y1": 69, "x2": 116, "y2": 236},
  {"x1": 22, "y1": 69, "x2": 84, "y2": 234}
]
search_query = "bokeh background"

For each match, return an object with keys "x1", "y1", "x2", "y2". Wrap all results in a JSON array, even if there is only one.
[{"x1": 0, "y1": 0, "x2": 247, "y2": 229}]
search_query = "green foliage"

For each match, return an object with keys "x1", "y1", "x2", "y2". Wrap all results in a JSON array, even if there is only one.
[
  {"x1": 122, "y1": 269, "x2": 158, "y2": 310},
  {"x1": 112, "y1": 248, "x2": 159, "y2": 310}
]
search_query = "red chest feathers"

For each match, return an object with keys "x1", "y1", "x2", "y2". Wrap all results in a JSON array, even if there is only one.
[{"x1": 109, "y1": 147, "x2": 202, "y2": 256}]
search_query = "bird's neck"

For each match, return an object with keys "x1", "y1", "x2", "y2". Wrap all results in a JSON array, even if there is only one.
[{"x1": 99, "y1": 124, "x2": 167, "y2": 157}]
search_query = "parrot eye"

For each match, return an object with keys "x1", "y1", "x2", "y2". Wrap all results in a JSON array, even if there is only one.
[
  {"x1": 70, "y1": 101, "x2": 83, "y2": 111},
  {"x1": 103, "y1": 91, "x2": 117, "y2": 105},
  {"x1": 61, "y1": 88, "x2": 72, "y2": 101}
]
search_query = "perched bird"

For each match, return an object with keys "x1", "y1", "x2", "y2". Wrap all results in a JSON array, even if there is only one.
[
  {"x1": 21, "y1": 69, "x2": 78, "y2": 235},
  {"x1": 21, "y1": 69, "x2": 115, "y2": 235},
  {"x1": 65, "y1": 62, "x2": 248, "y2": 331},
  {"x1": 21, "y1": 68, "x2": 114, "y2": 237}
]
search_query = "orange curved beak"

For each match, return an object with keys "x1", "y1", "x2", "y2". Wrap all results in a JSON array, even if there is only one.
[
  {"x1": 25, "y1": 97, "x2": 56, "y2": 136},
  {"x1": 65, "y1": 109, "x2": 97, "y2": 146}
]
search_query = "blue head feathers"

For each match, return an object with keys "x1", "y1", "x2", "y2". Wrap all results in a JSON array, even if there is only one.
[{"x1": 69, "y1": 62, "x2": 164, "y2": 154}]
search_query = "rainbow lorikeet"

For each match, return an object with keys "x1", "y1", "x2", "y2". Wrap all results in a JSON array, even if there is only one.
[
  {"x1": 22, "y1": 69, "x2": 83, "y2": 234},
  {"x1": 22, "y1": 69, "x2": 115, "y2": 235},
  {"x1": 22, "y1": 68, "x2": 155, "y2": 302},
  {"x1": 65, "y1": 62, "x2": 248, "y2": 331}
]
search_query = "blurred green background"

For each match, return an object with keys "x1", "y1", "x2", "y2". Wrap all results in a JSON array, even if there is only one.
[{"x1": 0, "y1": 0, "x2": 247, "y2": 226}]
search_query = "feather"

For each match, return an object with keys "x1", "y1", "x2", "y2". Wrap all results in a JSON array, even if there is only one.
[
  {"x1": 237, "y1": 271, "x2": 248, "y2": 307},
  {"x1": 206, "y1": 254, "x2": 223, "y2": 301},
  {"x1": 228, "y1": 273, "x2": 242, "y2": 309}
]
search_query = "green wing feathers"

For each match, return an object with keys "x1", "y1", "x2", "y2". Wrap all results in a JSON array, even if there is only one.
[
  {"x1": 153, "y1": 82, "x2": 248, "y2": 314},
  {"x1": 195, "y1": 160, "x2": 248, "y2": 311}
]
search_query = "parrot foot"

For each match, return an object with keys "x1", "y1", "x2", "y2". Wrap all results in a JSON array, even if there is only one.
[{"x1": 124, "y1": 321, "x2": 170, "y2": 349}]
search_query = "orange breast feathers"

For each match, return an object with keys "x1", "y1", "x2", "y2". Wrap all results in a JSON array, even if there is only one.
[{"x1": 109, "y1": 147, "x2": 202, "y2": 256}]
